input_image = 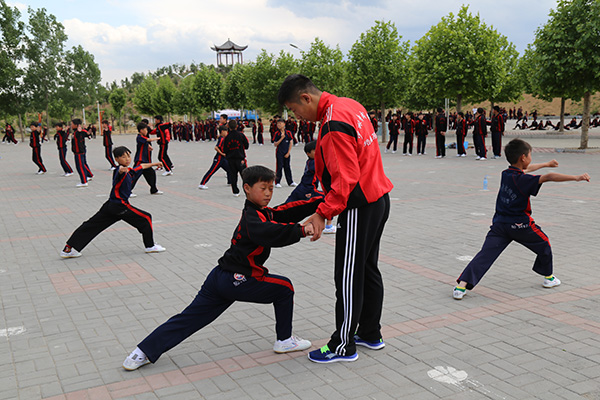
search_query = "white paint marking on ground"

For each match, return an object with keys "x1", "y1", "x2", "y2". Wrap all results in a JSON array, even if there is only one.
[
  {"x1": 169, "y1": 180, "x2": 179, "y2": 183},
  {"x1": 0, "y1": 326, "x2": 26, "y2": 337},
  {"x1": 470, "y1": 212, "x2": 486, "y2": 216},
  {"x1": 428, "y1": 366, "x2": 506, "y2": 399},
  {"x1": 428, "y1": 171, "x2": 436, "y2": 174},
  {"x1": 456, "y1": 256, "x2": 473, "y2": 262},
  {"x1": 0, "y1": 269, "x2": 6, "y2": 273},
  {"x1": 194, "y1": 244, "x2": 212, "y2": 248},
  {"x1": 573, "y1": 200, "x2": 586, "y2": 203}
]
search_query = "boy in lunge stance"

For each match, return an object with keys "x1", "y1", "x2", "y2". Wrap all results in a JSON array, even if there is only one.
[
  {"x1": 60, "y1": 146, "x2": 166, "y2": 258},
  {"x1": 122, "y1": 166, "x2": 320, "y2": 371},
  {"x1": 453, "y1": 139, "x2": 590, "y2": 299}
]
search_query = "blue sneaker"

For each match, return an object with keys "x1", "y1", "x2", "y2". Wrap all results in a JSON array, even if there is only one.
[
  {"x1": 308, "y1": 345, "x2": 358, "y2": 363},
  {"x1": 354, "y1": 335, "x2": 385, "y2": 350}
]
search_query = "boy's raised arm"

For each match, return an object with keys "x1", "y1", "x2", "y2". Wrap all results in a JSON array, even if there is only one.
[
  {"x1": 524, "y1": 159, "x2": 559, "y2": 173},
  {"x1": 539, "y1": 172, "x2": 590, "y2": 184}
]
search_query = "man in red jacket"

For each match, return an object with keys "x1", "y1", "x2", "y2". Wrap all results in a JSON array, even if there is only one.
[{"x1": 278, "y1": 74, "x2": 393, "y2": 363}]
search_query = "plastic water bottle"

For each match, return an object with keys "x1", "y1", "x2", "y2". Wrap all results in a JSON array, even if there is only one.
[{"x1": 483, "y1": 175, "x2": 488, "y2": 191}]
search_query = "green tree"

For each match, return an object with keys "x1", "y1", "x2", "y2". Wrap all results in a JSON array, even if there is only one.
[
  {"x1": 411, "y1": 6, "x2": 516, "y2": 113},
  {"x1": 109, "y1": 88, "x2": 127, "y2": 133},
  {"x1": 223, "y1": 63, "x2": 248, "y2": 110},
  {"x1": 245, "y1": 50, "x2": 298, "y2": 115},
  {"x1": 153, "y1": 75, "x2": 176, "y2": 117},
  {"x1": 58, "y1": 45, "x2": 101, "y2": 118},
  {"x1": 347, "y1": 20, "x2": 409, "y2": 141},
  {"x1": 527, "y1": 0, "x2": 600, "y2": 148},
  {"x1": 192, "y1": 65, "x2": 223, "y2": 114},
  {"x1": 173, "y1": 76, "x2": 198, "y2": 118},
  {"x1": 133, "y1": 76, "x2": 157, "y2": 116},
  {"x1": 0, "y1": 0, "x2": 26, "y2": 139},
  {"x1": 24, "y1": 7, "x2": 68, "y2": 127},
  {"x1": 299, "y1": 38, "x2": 346, "y2": 96}
]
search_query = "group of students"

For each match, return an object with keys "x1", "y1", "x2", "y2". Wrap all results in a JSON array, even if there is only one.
[
  {"x1": 11, "y1": 75, "x2": 594, "y2": 372},
  {"x1": 382, "y1": 106, "x2": 507, "y2": 160}
]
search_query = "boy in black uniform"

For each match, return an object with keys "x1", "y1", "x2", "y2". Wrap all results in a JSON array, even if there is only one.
[
  {"x1": 385, "y1": 113, "x2": 400, "y2": 153},
  {"x1": 222, "y1": 119, "x2": 249, "y2": 196},
  {"x1": 455, "y1": 112, "x2": 467, "y2": 157},
  {"x1": 71, "y1": 118, "x2": 94, "y2": 187},
  {"x1": 54, "y1": 123, "x2": 73, "y2": 176},
  {"x1": 402, "y1": 112, "x2": 415, "y2": 156},
  {"x1": 415, "y1": 113, "x2": 428, "y2": 155},
  {"x1": 490, "y1": 105, "x2": 505, "y2": 159},
  {"x1": 471, "y1": 108, "x2": 488, "y2": 160},
  {"x1": 453, "y1": 139, "x2": 590, "y2": 299},
  {"x1": 198, "y1": 125, "x2": 230, "y2": 189},
  {"x1": 122, "y1": 165, "x2": 320, "y2": 371},
  {"x1": 60, "y1": 146, "x2": 166, "y2": 259},
  {"x1": 273, "y1": 118, "x2": 296, "y2": 188},
  {"x1": 434, "y1": 107, "x2": 447, "y2": 158},
  {"x1": 29, "y1": 122, "x2": 47, "y2": 174},
  {"x1": 153, "y1": 115, "x2": 174, "y2": 175},
  {"x1": 132, "y1": 122, "x2": 162, "y2": 195},
  {"x1": 101, "y1": 120, "x2": 117, "y2": 170}
]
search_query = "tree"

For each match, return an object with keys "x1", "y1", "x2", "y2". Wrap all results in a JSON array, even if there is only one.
[
  {"x1": 347, "y1": 20, "x2": 409, "y2": 141},
  {"x1": 109, "y1": 88, "x2": 127, "y2": 133},
  {"x1": 411, "y1": 6, "x2": 516, "y2": 113},
  {"x1": 58, "y1": 45, "x2": 101, "y2": 118},
  {"x1": 527, "y1": 0, "x2": 600, "y2": 148},
  {"x1": 0, "y1": 0, "x2": 27, "y2": 139},
  {"x1": 24, "y1": 7, "x2": 68, "y2": 127},
  {"x1": 192, "y1": 65, "x2": 223, "y2": 114},
  {"x1": 299, "y1": 38, "x2": 346, "y2": 96},
  {"x1": 153, "y1": 75, "x2": 176, "y2": 117},
  {"x1": 133, "y1": 76, "x2": 157, "y2": 116},
  {"x1": 173, "y1": 76, "x2": 198, "y2": 118},
  {"x1": 245, "y1": 50, "x2": 298, "y2": 115},
  {"x1": 223, "y1": 63, "x2": 248, "y2": 111}
]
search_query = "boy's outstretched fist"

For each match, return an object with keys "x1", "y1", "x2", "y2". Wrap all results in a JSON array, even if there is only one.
[{"x1": 577, "y1": 173, "x2": 591, "y2": 182}]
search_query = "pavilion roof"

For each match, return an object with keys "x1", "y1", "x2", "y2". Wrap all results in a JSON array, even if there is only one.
[{"x1": 211, "y1": 39, "x2": 248, "y2": 52}]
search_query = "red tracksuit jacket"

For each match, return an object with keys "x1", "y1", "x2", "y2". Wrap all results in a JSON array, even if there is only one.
[{"x1": 314, "y1": 92, "x2": 393, "y2": 220}]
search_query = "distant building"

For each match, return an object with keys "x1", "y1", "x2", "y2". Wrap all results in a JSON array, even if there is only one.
[{"x1": 211, "y1": 39, "x2": 248, "y2": 66}]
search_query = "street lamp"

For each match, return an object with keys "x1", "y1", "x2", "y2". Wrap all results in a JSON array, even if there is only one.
[
  {"x1": 173, "y1": 72, "x2": 194, "y2": 80},
  {"x1": 289, "y1": 43, "x2": 304, "y2": 52}
]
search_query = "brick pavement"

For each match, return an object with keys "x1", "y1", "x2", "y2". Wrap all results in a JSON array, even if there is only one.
[{"x1": 0, "y1": 132, "x2": 599, "y2": 399}]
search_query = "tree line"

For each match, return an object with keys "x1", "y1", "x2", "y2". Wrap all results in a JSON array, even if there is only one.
[{"x1": 1, "y1": 1, "x2": 598, "y2": 148}]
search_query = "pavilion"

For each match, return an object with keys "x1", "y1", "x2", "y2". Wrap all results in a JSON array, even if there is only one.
[{"x1": 211, "y1": 39, "x2": 248, "y2": 66}]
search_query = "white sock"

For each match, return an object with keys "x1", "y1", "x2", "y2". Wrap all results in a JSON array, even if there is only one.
[{"x1": 129, "y1": 347, "x2": 147, "y2": 360}]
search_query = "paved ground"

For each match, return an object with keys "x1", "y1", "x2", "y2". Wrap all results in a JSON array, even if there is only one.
[{"x1": 1, "y1": 130, "x2": 599, "y2": 400}]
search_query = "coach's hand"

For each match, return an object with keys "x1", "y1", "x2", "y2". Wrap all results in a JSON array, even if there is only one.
[{"x1": 303, "y1": 213, "x2": 325, "y2": 241}]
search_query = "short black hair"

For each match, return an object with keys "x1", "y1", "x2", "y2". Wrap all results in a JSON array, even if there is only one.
[
  {"x1": 141, "y1": 118, "x2": 149, "y2": 124},
  {"x1": 113, "y1": 146, "x2": 131, "y2": 158},
  {"x1": 278, "y1": 74, "x2": 319, "y2": 105},
  {"x1": 218, "y1": 124, "x2": 228, "y2": 132},
  {"x1": 137, "y1": 122, "x2": 148, "y2": 132},
  {"x1": 458, "y1": 111, "x2": 464, "y2": 117},
  {"x1": 437, "y1": 107, "x2": 443, "y2": 113},
  {"x1": 504, "y1": 138, "x2": 532, "y2": 165},
  {"x1": 55, "y1": 122, "x2": 64, "y2": 128},
  {"x1": 29, "y1": 121, "x2": 38, "y2": 127},
  {"x1": 154, "y1": 115, "x2": 163, "y2": 122},
  {"x1": 477, "y1": 107, "x2": 484, "y2": 114},
  {"x1": 220, "y1": 114, "x2": 228, "y2": 120},
  {"x1": 304, "y1": 140, "x2": 317, "y2": 154},
  {"x1": 72, "y1": 118, "x2": 82, "y2": 125},
  {"x1": 102, "y1": 119, "x2": 109, "y2": 125},
  {"x1": 242, "y1": 165, "x2": 275, "y2": 187},
  {"x1": 493, "y1": 105, "x2": 500, "y2": 112},
  {"x1": 227, "y1": 120, "x2": 237, "y2": 131}
]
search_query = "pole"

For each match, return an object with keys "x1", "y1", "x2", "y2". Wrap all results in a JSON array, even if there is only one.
[
  {"x1": 97, "y1": 101, "x2": 100, "y2": 125},
  {"x1": 82, "y1": 105, "x2": 86, "y2": 125}
]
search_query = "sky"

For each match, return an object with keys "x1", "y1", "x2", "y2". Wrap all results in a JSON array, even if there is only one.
[{"x1": 9, "y1": 0, "x2": 559, "y2": 85}]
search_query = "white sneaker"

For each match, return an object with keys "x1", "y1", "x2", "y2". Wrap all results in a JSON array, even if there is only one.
[
  {"x1": 290, "y1": 182, "x2": 298, "y2": 187},
  {"x1": 60, "y1": 248, "x2": 82, "y2": 258},
  {"x1": 87, "y1": 177, "x2": 93, "y2": 181},
  {"x1": 110, "y1": 166, "x2": 117, "y2": 171},
  {"x1": 323, "y1": 225, "x2": 337, "y2": 234},
  {"x1": 543, "y1": 276, "x2": 561, "y2": 288},
  {"x1": 122, "y1": 350, "x2": 150, "y2": 371},
  {"x1": 76, "y1": 182, "x2": 88, "y2": 187},
  {"x1": 129, "y1": 192, "x2": 137, "y2": 198},
  {"x1": 461, "y1": 154, "x2": 467, "y2": 157},
  {"x1": 233, "y1": 193, "x2": 240, "y2": 197},
  {"x1": 198, "y1": 185, "x2": 208, "y2": 190},
  {"x1": 273, "y1": 335, "x2": 311, "y2": 353},
  {"x1": 145, "y1": 244, "x2": 166, "y2": 253},
  {"x1": 64, "y1": 172, "x2": 73, "y2": 177},
  {"x1": 162, "y1": 171, "x2": 172, "y2": 176},
  {"x1": 391, "y1": 150, "x2": 396, "y2": 154},
  {"x1": 476, "y1": 156, "x2": 482, "y2": 160},
  {"x1": 37, "y1": 171, "x2": 46, "y2": 175},
  {"x1": 275, "y1": 183, "x2": 282, "y2": 188},
  {"x1": 456, "y1": 154, "x2": 462, "y2": 157},
  {"x1": 453, "y1": 287, "x2": 466, "y2": 300},
  {"x1": 423, "y1": 152, "x2": 427, "y2": 155},
  {"x1": 435, "y1": 155, "x2": 442, "y2": 159},
  {"x1": 408, "y1": 153, "x2": 412, "y2": 156},
  {"x1": 479, "y1": 157, "x2": 487, "y2": 161},
  {"x1": 151, "y1": 190, "x2": 163, "y2": 195},
  {"x1": 384, "y1": 149, "x2": 388, "y2": 153}
]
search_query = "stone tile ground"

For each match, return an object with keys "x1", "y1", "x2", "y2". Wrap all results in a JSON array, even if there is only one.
[{"x1": 0, "y1": 130, "x2": 599, "y2": 399}]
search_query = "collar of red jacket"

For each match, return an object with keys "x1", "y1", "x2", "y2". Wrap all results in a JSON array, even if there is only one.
[{"x1": 316, "y1": 91, "x2": 335, "y2": 123}]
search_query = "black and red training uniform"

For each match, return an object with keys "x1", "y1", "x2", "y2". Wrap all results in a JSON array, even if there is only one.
[{"x1": 136, "y1": 197, "x2": 322, "y2": 364}]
